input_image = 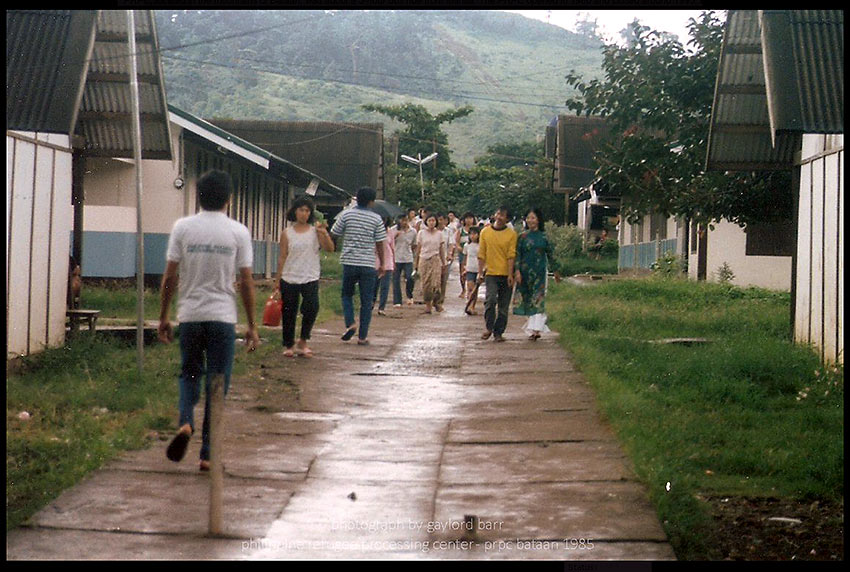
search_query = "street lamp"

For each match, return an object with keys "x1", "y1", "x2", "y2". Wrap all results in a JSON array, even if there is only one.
[{"x1": 401, "y1": 152, "x2": 438, "y2": 202}]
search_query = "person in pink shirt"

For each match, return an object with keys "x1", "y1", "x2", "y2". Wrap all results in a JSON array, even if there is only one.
[{"x1": 375, "y1": 217, "x2": 396, "y2": 315}]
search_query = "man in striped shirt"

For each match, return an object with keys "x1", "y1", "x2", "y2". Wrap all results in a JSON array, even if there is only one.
[{"x1": 330, "y1": 186, "x2": 387, "y2": 345}]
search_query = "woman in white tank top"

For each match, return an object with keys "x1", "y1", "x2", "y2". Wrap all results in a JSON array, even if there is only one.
[{"x1": 275, "y1": 197, "x2": 335, "y2": 357}]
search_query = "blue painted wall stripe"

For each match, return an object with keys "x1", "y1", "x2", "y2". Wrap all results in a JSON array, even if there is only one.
[{"x1": 77, "y1": 231, "x2": 278, "y2": 277}]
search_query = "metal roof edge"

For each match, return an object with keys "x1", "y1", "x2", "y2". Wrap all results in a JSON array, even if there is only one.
[
  {"x1": 146, "y1": 9, "x2": 174, "y2": 161},
  {"x1": 169, "y1": 105, "x2": 271, "y2": 169},
  {"x1": 167, "y1": 105, "x2": 351, "y2": 198}
]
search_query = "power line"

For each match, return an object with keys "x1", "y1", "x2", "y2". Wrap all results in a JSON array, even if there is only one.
[
  {"x1": 166, "y1": 76, "x2": 559, "y2": 167},
  {"x1": 161, "y1": 54, "x2": 569, "y2": 110}
]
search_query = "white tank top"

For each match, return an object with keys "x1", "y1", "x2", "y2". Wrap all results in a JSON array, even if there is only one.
[{"x1": 281, "y1": 225, "x2": 321, "y2": 284}]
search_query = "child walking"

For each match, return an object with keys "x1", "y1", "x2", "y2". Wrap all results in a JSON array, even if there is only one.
[{"x1": 463, "y1": 226, "x2": 481, "y2": 315}]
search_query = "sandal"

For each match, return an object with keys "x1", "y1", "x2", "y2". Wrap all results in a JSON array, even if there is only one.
[
  {"x1": 357, "y1": 339, "x2": 370, "y2": 346},
  {"x1": 283, "y1": 348, "x2": 296, "y2": 358},
  {"x1": 341, "y1": 326, "x2": 357, "y2": 341},
  {"x1": 166, "y1": 428, "x2": 192, "y2": 462},
  {"x1": 296, "y1": 347, "x2": 314, "y2": 358},
  {"x1": 481, "y1": 331, "x2": 492, "y2": 340}
]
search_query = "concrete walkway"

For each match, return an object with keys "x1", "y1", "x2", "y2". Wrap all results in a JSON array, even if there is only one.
[{"x1": 7, "y1": 270, "x2": 675, "y2": 561}]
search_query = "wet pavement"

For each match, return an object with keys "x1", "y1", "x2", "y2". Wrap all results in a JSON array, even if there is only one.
[{"x1": 7, "y1": 269, "x2": 676, "y2": 561}]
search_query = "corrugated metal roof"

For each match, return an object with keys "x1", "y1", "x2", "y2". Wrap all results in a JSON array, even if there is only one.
[
  {"x1": 706, "y1": 9, "x2": 842, "y2": 171},
  {"x1": 6, "y1": 10, "x2": 97, "y2": 133},
  {"x1": 762, "y1": 10, "x2": 843, "y2": 134},
  {"x1": 553, "y1": 114, "x2": 608, "y2": 193},
  {"x1": 6, "y1": 10, "x2": 172, "y2": 159},
  {"x1": 211, "y1": 120, "x2": 384, "y2": 195},
  {"x1": 170, "y1": 105, "x2": 351, "y2": 200},
  {"x1": 77, "y1": 10, "x2": 172, "y2": 159}
]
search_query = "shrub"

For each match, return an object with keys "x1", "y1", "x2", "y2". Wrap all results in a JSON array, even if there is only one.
[
  {"x1": 547, "y1": 224, "x2": 585, "y2": 269},
  {"x1": 651, "y1": 251, "x2": 683, "y2": 277},
  {"x1": 715, "y1": 262, "x2": 735, "y2": 284}
]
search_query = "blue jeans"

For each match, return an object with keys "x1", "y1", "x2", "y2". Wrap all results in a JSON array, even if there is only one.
[
  {"x1": 341, "y1": 264, "x2": 377, "y2": 340},
  {"x1": 178, "y1": 321, "x2": 235, "y2": 461},
  {"x1": 375, "y1": 271, "x2": 391, "y2": 310},
  {"x1": 393, "y1": 261, "x2": 414, "y2": 304}
]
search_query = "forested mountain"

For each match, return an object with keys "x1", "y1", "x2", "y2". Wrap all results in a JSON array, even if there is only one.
[{"x1": 155, "y1": 10, "x2": 604, "y2": 166}]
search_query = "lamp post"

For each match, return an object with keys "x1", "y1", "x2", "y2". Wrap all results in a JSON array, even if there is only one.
[{"x1": 401, "y1": 152, "x2": 438, "y2": 202}]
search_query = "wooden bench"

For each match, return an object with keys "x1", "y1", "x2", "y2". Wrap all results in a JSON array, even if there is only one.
[{"x1": 66, "y1": 309, "x2": 100, "y2": 334}]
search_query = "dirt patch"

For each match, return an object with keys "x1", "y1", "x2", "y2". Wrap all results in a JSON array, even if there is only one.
[{"x1": 704, "y1": 496, "x2": 843, "y2": 561}]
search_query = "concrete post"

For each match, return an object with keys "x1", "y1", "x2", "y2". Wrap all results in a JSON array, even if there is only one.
[{"x1": 208, "y1": 373, "x2": 225, "y2": 536}]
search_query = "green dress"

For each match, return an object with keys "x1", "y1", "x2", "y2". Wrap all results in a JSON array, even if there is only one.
[{"x1": 513, "y1": 230, "x2": 554, "y2": 317}]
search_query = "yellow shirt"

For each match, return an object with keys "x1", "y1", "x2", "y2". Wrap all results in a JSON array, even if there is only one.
[{"x1": 478, "y1": 225, "x2": 517, "y2": 276}]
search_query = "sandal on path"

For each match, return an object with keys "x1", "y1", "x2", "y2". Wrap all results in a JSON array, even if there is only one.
[
  {"x1": 199, "y1": 460, "x2": 225, "y2": 472},
  {"x1": 166, "y1": 428, "x2": 191, "y2": 462},
  {"x1": 341, "y1": 327, "x2": 357, "y2": 341},
  {"x1": 481, "y1": 331, "x2": 492, "y2": 340},
  {"x1": 357, "y1": 339, "x2": 370, "y2": 346},
  {"x1": 296, "y1": 347, "x2": 314, "y2": 358},
  {"x1": 283, "y1": 348, "x2": 296, "y2": 358}
]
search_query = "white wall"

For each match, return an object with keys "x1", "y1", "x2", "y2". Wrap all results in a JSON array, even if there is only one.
[
  {"x1": 705, "y1": 220, "x2": 792, "y2": 290},
  {"x1": 795, "y1": 134, "x2": 843, "y2": 364},
  {"x1": 6, "y1": 132, "x2": 73, "y2": 358},
  {"x1": 82, "y1": 129, "x2": 183, "y2": 234}
]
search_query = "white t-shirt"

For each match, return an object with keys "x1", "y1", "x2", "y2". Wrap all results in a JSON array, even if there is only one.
[
  {"x1": 281, "y1": 225, "x2": 320, "y2": 284},
  {"x1": 463, "y1": 242, "x2": 480, "y2": 273},
  {"x1": 417, "y1": 228, "x2": 443, "y2": 261},
  {"x1": 392, "y1": 227, "x2": 417, "y2": 264},
  {"x1": 166, "y1": 210, "x2": 253, "y2": 324}
]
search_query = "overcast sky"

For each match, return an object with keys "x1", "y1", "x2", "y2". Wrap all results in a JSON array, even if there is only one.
[{"x1": 503, "y1": 10, "x2": 709, "y2": 44}]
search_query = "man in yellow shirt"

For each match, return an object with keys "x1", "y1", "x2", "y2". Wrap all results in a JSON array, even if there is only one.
[{"x1": 477, "y1": 206, "x2": 518, "y2": 342}]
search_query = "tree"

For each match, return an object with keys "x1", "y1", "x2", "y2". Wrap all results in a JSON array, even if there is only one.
[
  {"x1": 565, "y1": 12, "x2": 792, "y2": 227},
  {"x1": 574, "y1": 13, "x2": 602, "y2": 45},
  {"x1": 362, "y1": 102, "x2": 473, "y2": 179}
]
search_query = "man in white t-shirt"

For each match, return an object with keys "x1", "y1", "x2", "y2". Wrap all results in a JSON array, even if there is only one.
[{"x1": 159, "y1": 170, "x2": 259, "y2": 471}]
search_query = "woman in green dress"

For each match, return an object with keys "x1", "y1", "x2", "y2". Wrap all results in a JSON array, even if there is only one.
[{"x1": 513, "y1": 208, "x2": 561, "y2": 340}]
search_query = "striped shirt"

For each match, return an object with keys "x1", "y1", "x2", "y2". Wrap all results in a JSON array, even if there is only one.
[{"x1": 330, "y1": 206, "x2": 387, "y2": 267}]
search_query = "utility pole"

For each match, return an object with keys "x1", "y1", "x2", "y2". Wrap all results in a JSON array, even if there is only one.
[{"x1": 127, "y1": 9, "x2": 145, "y2": 378}]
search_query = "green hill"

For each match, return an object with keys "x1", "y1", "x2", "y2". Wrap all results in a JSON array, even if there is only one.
[{"x1": 155, "y1": 10, "x2": 604, "y2": 166}]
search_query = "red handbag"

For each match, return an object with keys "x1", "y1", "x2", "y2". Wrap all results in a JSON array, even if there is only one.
[{"x1": 262, "y1": 292, "x2": 282, "y2": 327}]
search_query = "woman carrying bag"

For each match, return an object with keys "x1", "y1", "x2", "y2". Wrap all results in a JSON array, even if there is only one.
[{"x1": 275, "y1": 196, "x2": 335, "y2": 357}]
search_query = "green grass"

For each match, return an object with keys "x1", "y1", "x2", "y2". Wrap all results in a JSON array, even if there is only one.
[
  {"x1": 547, "y1": 277, "x2": 844, "y2": 560},
  {"x1": 560, "y1": 255, "x2": 619, "y2": 276},
  {"x1": 6, "y1": 252, "x2": 348, "y2": 531},
  {"x1": 6, "y1": 336, "x2": 179, "y2": 530}
]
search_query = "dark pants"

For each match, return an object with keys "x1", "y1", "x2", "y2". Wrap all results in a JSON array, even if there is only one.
[
  {"x1": 393, "y1": 261, "x2": 414, "y2": 304},
  {"x1": 280, "y1": 279, "x2": 320, "y2": 348},
  {"x1": 484, "y1": 275, "x2": 511, "y2": 336},
  {"x1": 341, "y1": 264, "x2": 377, "y2": 341},
  {"x1": 374, "y1": 271, "x2": 391, "y2": 310},
  {"x1": 178, "y1": 321, "x2": 235, "y2": 462}
]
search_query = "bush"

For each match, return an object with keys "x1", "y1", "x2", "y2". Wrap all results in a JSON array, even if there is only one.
[
  {"x1": 548, "y1": 224, "x2": 584, "y2": 259},
  {"x1": 599, "y1": 237, "x2": 619, "y2": 257},
  {"x1": 651, "y1": 251, "x2": 684, "y2": 277}
]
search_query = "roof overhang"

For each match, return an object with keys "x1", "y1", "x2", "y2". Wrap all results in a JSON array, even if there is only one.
[
  {"x1": 76, "y1": 10, "x2": 173, "y2": 160},
  {"x1": 6, "y1": 10, "x2": 98, "y2": 134},
  {"x1": 170, "y1": 107, "x2": 270, "y2": 170},
  {"x1": 169, "y1": 105, "x2": 351, "y2": 201},
  {"x1": 705, "y1": 10, "x2": 842, "y2": 172}
]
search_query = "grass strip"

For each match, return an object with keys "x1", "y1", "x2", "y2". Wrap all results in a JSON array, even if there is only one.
[{"x1": 546, "y1": 277, "x2": 843, "y2": 560}]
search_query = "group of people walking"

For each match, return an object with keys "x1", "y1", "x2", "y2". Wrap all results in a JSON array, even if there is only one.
[
  {"x1": 157, "y1": 171, "x2": 560, "y2": 470},
  {"x1": 272, "y1": 188, "x2": 561, "y2": 352}
]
